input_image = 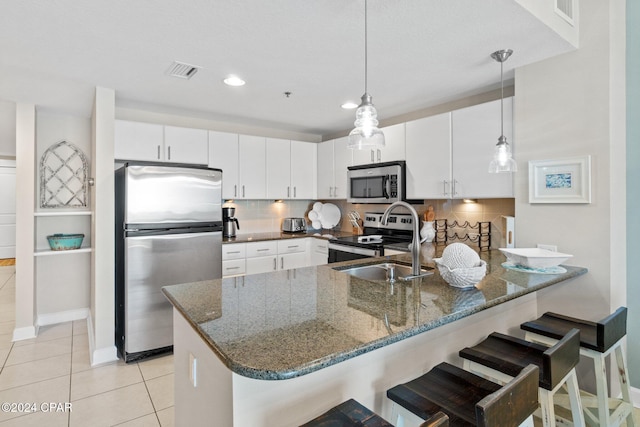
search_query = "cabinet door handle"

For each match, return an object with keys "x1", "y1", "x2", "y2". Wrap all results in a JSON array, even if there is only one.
[
  {"x1": 157, "y1": 145, "x2": 161, "y2": 160},
  {"x1": 167, "y1": 146, "x2": 171, "y2": 160},
  {"x1": 377, "y1": 149, "x2": 381, "y2": 162},
  {"x1": 288, "y1": 245, "x2": 299, "y2": 249},
  {"x1": 226, "y1": 266, "x2": 240, "y2": 270},
  {"x1": 234, "y1": 185, "x2": 237, "y2": 197},
  {"x1": 294, "y1": 186, "x2": 296, "y2": 198},
  {"x1": 287, "y1": 186, "x2": 290, "y2": 198},
  {"x1": 242, "y1": 185, "x2": 245, "y2": 197},
  {"x1": 280, "y1": 257, "x2": 284, "y2": 269},
  {"x1": 329, "y1": 187, "x2": 333, "y2": 197},
  {"x1": 334, "y1": 186, "x2": 338, "y2": 197},
  {"x1": 273, "y1": 258, "x2": 277, "y2": 270},
  {"x1": 443, "y1": 180, "x2": 449, "y2": 197},
  {"x1": 227, "y1": 251, "x2": 241, "y2": 254},
  {"x1": 257, "y1": 248, "x2": 270, "y2": 252},
  {"x1": 370, "y1": 150, "x2": 374, "y2": 162},
  {"x1": 452, "y1": 179, "x2": 458, "y2": 196}
]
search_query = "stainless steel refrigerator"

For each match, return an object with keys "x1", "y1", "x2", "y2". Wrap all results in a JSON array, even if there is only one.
[{"x1": 115, "y1": 162, "x2": 222, "y2": 362}]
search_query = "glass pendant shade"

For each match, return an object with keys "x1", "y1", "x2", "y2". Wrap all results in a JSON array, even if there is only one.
[
  {"x1": 348, "y1": 93, "x2": 385, "y2": 149},
  {"x1": 488, "y1": 135, "x2": 517, "y2": 173},
  {"x1": 488, "y1": 48, "x2": 516, "y2": 173}
]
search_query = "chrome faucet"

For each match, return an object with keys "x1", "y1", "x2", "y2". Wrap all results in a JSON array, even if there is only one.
[{"x1": 381, "y1": 201, "x2": 422, "y2": 277}]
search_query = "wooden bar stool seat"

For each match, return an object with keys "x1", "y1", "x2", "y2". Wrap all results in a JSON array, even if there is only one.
[
  {"x1": 459, "y1": 328, "x2": 584, "y2": 427},
  {"x1": 521, "y1": 307, "x2": 635, "y2": 427},
  {"x1": 387, "y1": 362, "x2": 539, "y2": 427},
  {"x1": 300, "y1": 398, "x2": 394, "y2": 426}
]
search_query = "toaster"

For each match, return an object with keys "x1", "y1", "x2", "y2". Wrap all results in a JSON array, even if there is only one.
[{"x1": 282, "y1": 217, "x2": 306, "y2": 233}]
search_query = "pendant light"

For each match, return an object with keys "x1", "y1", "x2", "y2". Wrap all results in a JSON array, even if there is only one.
[
  {"x1": 348, "y1": 0, "x2": 385, "y2": 149},
  {"x1": 488, "y1": 49, "x2": 517, "y2": 173}
]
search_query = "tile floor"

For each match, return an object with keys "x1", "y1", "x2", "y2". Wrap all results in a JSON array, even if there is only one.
[{"x1": 0, "y1": 265, "x2": 174, "y2": 427}]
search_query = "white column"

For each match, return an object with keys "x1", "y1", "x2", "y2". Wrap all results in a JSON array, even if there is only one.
[
  {"x1": 13, "y1": 103, "x2": 36, "y2": 341},
  {"x1": 89, "y1": 87, "x2": 118, "y2": 365}
]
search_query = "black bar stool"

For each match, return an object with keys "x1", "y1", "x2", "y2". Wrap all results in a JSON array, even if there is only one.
[
  {"x1": 387, "y1": 362, "x2": 539, "y2": 427},
  {"x1": 300, "y1": 398, "x2": 393, "y2": 426},
  {"x1": 459, "y1": 329, "x2": 584, "y2": 427},
  {"x1": 521, "y1": 307, "x2": 635, "y2": 427}
]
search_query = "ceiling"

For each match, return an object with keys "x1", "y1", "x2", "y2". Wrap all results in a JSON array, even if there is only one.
[{"x1": 0, "y1": 0, "x2": 575, "y2": 139}]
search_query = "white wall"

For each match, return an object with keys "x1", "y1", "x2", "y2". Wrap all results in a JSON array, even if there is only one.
[
  {"x1": 0, "y1": 100, "x2": 16, "y2": 158},
  {"x1": 626, "y1": 0, "x2": 640, "y2": 389},
  {"x1": 514, "y1": 0, "x2": 629, "y2": 388}
]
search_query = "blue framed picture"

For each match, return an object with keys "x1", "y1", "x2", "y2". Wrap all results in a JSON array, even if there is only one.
[{"x1": 529, "y1": 156, "x2": 591, "y2": 203}]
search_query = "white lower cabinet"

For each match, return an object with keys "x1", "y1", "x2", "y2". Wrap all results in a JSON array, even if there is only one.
[
  {"x1": 223, "y1": 238, "x2": 312, "y2": 277},
  {"x1": 222, "y1": 243, "x2": 246, "y2": 277},
  {"x1": 310, "y1": 238, "x2": 329, "y2": 265},
  {"x1": 245, "y1": 240, "x2": 278, "y2": 275}
]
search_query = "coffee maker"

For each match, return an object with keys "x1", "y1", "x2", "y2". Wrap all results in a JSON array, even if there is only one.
[{"x1": 222, "y1": 207, "x2": 240, "y2": 237}]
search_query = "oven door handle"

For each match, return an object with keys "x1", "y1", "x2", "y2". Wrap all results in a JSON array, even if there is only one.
[
  {"x1": 382, "y1": 174, "x2": 390, "y2": 199},
  {"x1": 328, "y1": 242, "x2": 380, "y2": 257}
]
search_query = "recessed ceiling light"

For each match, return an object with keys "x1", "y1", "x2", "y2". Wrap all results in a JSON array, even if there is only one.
[
  {"x1": 341, "y1": 102, "x2": 358, "y2": 109},
  {"x1": 223, "y1": 75, "x2": 246, "y2": 86}
]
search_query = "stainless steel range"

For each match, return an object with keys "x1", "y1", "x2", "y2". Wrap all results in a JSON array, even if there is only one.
[{"x1": 328, "y1": 212, "x2": 415, "y2": 263}]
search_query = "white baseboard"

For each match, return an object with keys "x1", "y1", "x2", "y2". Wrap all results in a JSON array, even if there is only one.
[
  {"x1": 37, "y1": 308, "x2": 90, "y2": 326},
  {"x1": 12, "y1": 325, "x2": 37, "y2": 341},
  {"x1": 86, "y1": 311, "x2": 118, "y2": 367}
]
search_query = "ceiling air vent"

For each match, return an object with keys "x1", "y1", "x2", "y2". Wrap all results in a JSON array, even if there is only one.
[
  {"x1": 166, "y1": 61, "x2": 201, "y2": 80},
  {"x1": 555, "y1": 0, "x2": 575, "y2": 26}
]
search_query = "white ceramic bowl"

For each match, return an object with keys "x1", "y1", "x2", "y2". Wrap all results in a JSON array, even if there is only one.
[
  {"x1": 434, "y1": 258, "x2": 487, "y2": 289},
  {"x1": 499, "y1": 248, "x2": 572, "y2": 269}
]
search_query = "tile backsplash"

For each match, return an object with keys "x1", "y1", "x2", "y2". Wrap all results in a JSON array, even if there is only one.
[{"x1": 224, "y1": 198, "x2": 515, "y2": 249}]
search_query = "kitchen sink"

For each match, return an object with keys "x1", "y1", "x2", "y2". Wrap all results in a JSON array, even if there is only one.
[{"x1": 336, "y1": 262, "x2": 432, "y2": 282}]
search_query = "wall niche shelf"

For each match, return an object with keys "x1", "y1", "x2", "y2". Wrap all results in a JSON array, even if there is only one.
[
  {"x1": 34, "y1": 210, "x2": 92, "y2": 217},
  {"x1": 34, "y1": 247, "x2": 92, "y2": 257}
]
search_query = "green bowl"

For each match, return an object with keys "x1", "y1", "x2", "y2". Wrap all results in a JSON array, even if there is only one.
[{"x1": 47, "y1": 234, "x2": 85, "y2": 251}]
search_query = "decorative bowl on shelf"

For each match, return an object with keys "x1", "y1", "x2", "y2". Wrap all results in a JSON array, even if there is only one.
[
  {"x1": 434, "y1": 258, "x2": 487, "y2": 289},
  {"x1": 499, "y1": 248, "x2": 572, "y2": 269},
  {"x1": 46, "y1": 233, "x2": 84, "y2": 251}
]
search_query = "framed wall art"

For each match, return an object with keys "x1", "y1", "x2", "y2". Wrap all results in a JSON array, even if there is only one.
[{"x1": 528, "y1": 155, "x2": 591, "y2": 204}]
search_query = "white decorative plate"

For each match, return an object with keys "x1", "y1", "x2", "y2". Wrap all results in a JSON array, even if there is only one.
[{"x1": 320, "y1": 203, "x2": 341, "y2": 229}]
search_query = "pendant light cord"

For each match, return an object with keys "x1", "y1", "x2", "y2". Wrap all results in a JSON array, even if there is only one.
[
  {"x1": 364, "y1": 0, "x2": 368, "y2": 94},
  {"x1": 500, "y1": 58, "x2": 504, "y2": 138}
]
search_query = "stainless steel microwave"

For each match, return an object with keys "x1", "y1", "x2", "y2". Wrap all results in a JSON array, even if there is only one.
[{"x1": 347, "y1": 161, "x2": 406, "y2": 204}]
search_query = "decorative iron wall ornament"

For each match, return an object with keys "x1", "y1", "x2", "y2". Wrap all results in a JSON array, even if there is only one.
[{"x1": 40, "y1": 140, "x2": 89, "y2": 208}]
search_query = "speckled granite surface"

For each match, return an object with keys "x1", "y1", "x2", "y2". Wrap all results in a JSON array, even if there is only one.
[
  {"x1": 222, "y1": 230, "x2": 353, "y2": 244},
  {"x1": 162, "y1": 247, "x2": 587, "y2": 381}
]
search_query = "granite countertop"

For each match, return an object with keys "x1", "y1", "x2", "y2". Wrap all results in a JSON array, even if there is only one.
[
  {"x1": 222, "y1": 230, "x2": 354, "y2": 244},
  {"x1": 162, "y1": 247, "x2": 587, "y2": 381}
]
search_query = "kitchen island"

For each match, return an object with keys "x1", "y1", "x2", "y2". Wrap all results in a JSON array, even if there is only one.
[{"x1": 162, "y1": 248, "x2": 587, "y2": 426}]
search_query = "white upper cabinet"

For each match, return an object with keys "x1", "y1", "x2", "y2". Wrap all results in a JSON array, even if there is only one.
[
  {"x1": 239, "y1": 135, "x2": 267, "y2": 199},
  {"x1": 266, "y1": 138, "x2": 291, "y2": 199},
  {"x1": 351, "y1": 123, "x2": 405, "y2": 166},
  {"x1": 405, "y1": 112, "x2": 451, "y2": 199},
  {"x1": 115, "y1": 121, "x2": 207, "y2": 165},
  {"x1": 115, "y1": 120, "x2": 163, "y2": 162},
  {"x1": 404, "y1": 98, "x2": 514, "y2": 199},
  {"x1": 317, "y1": 136, "x2": 350, "y2": 199},
  {"x1": 267, "y1": 139, "x2": 316, "y2": 200},
  {"x1": 451, "y1": 97, "x2": 513, "y2": 198},
  {"x1": 163, "y1": 126, "x2": 208, "y2": 164},
  {"x1": 290, "y1": 140, "x2": 316, "y2": 199},
  {"x1": 208, "y1": 130, "x2": 239, "y2": 199}
]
